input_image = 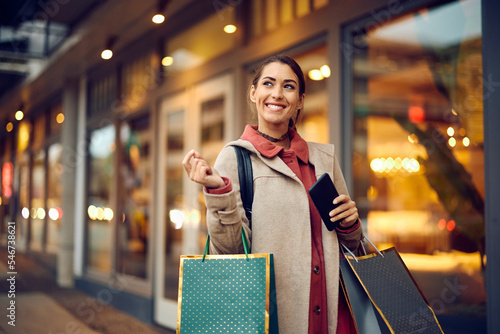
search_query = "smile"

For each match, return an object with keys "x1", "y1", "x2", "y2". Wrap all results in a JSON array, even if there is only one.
[{"x1": 266, "y1": 104, "x2": 286, "y2": 110}]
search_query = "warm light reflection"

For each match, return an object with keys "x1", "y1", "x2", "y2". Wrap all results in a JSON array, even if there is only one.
[
  {"x1": 447, "y1": 220, "x2": 456, "y2": 231},
  {"x1": 448, "y1": 137, "x2": 456, "y2": 147},
  {"x1": 162, "y1": 56, "x2": 174, "y2": 66},
  {"x1": 463, "y1": 137, "x2": 470, "y2": 147},
  {"x1": 320, "y1": 65, "x2": 331, "y2": 78},
  {"x1": 407, "y1": 134, "x2": 418, "y2": 144},
  {"x1": 15, "y1": 110, "x2": 24, "y2": 121},
  {"x1": 101, "y1": 49, "x2": 113, "y2": 60},
  {"x1": 37, "y1": 208, "x2": 46, "y2": 219},
  {"x1": 88, "y1": 205, "x2": 97, "y2": 220},
  {"x1": 49, "y1": 208, "x2": 59, "y2": 220},
  {"x1": 447, "y1": 127, "x2": 454, "y2": 136},
  {"x1": 87, "y1": 205, "x2": 114, "y2": 221},
  {"x1": 371, "y1": 157, "x2": 420, "y2": 173},
  {"x1": 152, "y1": 14, "x2": 165, "y2": 24},
  {"x1": 438, "y1": 219, "x2": 446, "y2": 230},
  {"x1": 170, "y1": 209, "x2": 184, "y2": 229},
  {"x1": 22, "y1": 207, "x2": 30, "y2": 219},
  {"x1": 6, "y1": 122, "x2": 13, "y2": 132},
  {"x1": 308, "y1": 69, "x2": 323, "y2": 81},
  {"x1": 56, "y1": 113, "x2": 65, "y2": 124},
  {"x1": 223, "y1": 24, "x2": 237, "y2": 34}
]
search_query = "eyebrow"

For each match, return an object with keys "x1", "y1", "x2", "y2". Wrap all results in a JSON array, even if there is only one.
[{"x1": 262, "y1": 76, "x2": 297, "y2": 85}]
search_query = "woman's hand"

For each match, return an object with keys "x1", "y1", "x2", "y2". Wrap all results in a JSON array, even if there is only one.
[
  {"x1": 182, "y1": 149, "x2": 225, "y2": 189},
  {"x1": 329, "y1": 195, "x2": 359, "y2": 229}
]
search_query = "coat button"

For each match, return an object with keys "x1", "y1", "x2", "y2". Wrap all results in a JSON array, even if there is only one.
[
  {"x1": 313, "y1": 266, "x2": 320, "y2": 275},
  {"x1": 314, "y1": 306, "x2": 321, "y2": 315}
]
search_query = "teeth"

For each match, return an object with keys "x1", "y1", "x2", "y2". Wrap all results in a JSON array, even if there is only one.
[{"x1": 267, "y1": 104, "x2": 284, "y2": 110}]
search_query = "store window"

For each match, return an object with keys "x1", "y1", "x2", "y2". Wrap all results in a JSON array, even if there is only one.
[
  {"x1": 88, "y1": 73, "x2": 117, "y2": 117},
  {"x1": 117, "y1": 114, "x2": 151, "y2": 278},
  {"x1": 121, "y1": 53, "x2": 157, "y2": 112},
  {"x1": 30, "y1": 150, "x2": 46, "y2": 251},
  {"x1": 163, "y1": 7, "x2": 236, "y2": 74},
  {"x1": 347, "y1": 0, "x2": 484, "y2": 318},
  {"x1": 86, "y1": 124, "x2": 115, "y2": 272},
  {"x1": 46, "y1": 143, "x2": 62, "y2": 253},
  {"x1": 163, "y1": 109, "x2": 184, "y2": 300},
  {"x1": 294, "y1": 45, "x2": 330, "y2": 144}
]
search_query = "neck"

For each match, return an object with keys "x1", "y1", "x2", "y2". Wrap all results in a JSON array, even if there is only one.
[{"x1": 256, "y1": 127, "x2": 290, "y2": 149}]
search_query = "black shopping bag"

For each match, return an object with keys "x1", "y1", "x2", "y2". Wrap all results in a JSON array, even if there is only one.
[
  {"x1": 340, "y1": 240, "x2": 444, "y2": 334},
  {"x1": 177, "y1": 229, "x2": 279, "y2": 333}
]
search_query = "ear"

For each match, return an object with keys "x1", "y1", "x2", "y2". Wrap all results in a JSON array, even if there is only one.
[
  {"x1": 249, "y1": 85, "x2": 256, "y2": 103},
  {"x1": 297, "y1": 93, "x2": 305, "y2": 110}
]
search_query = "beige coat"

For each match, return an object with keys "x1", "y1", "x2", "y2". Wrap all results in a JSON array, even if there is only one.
[{"x1": 204, "y1": 139, "x2": 362, "y2": 334}]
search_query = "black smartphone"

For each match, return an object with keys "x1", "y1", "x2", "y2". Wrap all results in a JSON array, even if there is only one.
[{"x1": 309, "y1": 173, "x2": 341, "y2": 231}]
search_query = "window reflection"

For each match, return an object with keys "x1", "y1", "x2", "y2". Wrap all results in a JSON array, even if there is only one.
[
  {"x1": 117, "y1": 114, "x2": 151, "y2": 278},
  {"x1": 30, "y1": 150, "x2": 45, "y2": 251},
  {"x1": 87, "y1": 125, "x2": 115, "y2": 272},
  {"x1": 351, "y1": 0, "x2": 484, "y2": 316},
  {"x1": 47, "y1": 143, "x2": 63, "y2": 253},
  {"x1": 164, "y1": 110, "x2": 185, "y2": 299},
  {"x1": 294, "y1": 45, "x2": 329, "y2": 144}
]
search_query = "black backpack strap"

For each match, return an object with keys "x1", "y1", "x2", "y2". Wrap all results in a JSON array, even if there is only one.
[{"x1": 233, "y1": 146, "x2": 253, "y2": 228}]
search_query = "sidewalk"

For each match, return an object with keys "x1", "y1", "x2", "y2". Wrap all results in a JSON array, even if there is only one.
[{"x1": 0, "y1": 248, "x2": 175, "y2": 334}]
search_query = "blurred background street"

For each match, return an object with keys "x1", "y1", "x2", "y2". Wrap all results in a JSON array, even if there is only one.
[{"x1": 0, "y1": 247, "x2": 174, "y2": 334}]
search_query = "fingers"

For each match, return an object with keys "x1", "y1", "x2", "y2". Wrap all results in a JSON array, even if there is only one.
[
  {"x1": 329, "y1": 195, "x2": 359, "y2": 227},
  {"x1": 182, "y1": 149, "x2": 196, "y2": 175}
]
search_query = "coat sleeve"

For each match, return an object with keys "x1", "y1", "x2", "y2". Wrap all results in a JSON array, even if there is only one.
[
  {"x1": 203, "y1": 145, "x2": 251, "y2": 254},
  {"x1": 331, "y1": 152, "x2": 364, "y2": 252}
]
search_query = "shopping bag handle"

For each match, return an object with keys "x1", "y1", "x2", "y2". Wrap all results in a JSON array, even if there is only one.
[
  {"x1": 202, "y1": 227, "x2": 250, "y2": 262},
  {"x1": 340, "y1": 235, "x2": 384, "y2": 262}
]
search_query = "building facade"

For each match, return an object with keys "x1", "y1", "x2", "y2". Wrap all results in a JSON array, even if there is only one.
[{"x1": 0, "y1": 0, "x2": 498, "y2": 332}]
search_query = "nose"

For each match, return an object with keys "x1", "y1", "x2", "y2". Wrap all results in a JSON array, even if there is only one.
[{"x1": 271, "y1": 85, "x2": 283, "y2": 99}]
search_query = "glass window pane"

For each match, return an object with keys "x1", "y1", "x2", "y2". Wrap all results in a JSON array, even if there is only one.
[
  {"x1": 296, "y1": 0, "x2": 310, "y2": 18},
  {"x1": 164, "y1": 110, "x2": 185, "y2": 299},
  {"x1": 351, "y1": 0, "x2": 484, "y2": 318},
  {"x1": 313, "y1": 0, "x2": 328, "y2": 10},
  {"x1": 280, "y1": 0, "x2": 294, "y2": 25},
  {"x1": 86, "y1": 125, "x2": 115, "y2": 272},
  {"x1": 30, "y1": 150, "x2": 45, "y2": 251},
  {"x1": 294, "y1": 45, "x2": 329, "y2": 143},
  {"x1": 251, "y1": 0, "x2": 264, "y2": 37},
  {"x1": 47, "y1": 143, "x2": 63, "y2": 253},
  {"x1": 265, "y1": 0, "x2": 279, "y2": 32},
  {"x1": 117, "y1": 114, "x2": 151, "y2": 278}
]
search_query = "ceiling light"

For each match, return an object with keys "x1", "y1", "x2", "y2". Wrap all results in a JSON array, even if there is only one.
[
  {"x1": 152, "y1": 14, "x2": 165, "y2": 24},
  {"x1": 153, "y1": 0, "x2": 169, "y2": 24},
  {"x1": 223, "y1": 24, "x2": 237, "y2": 34},
  {"x1": 162, "y1": 56, "x2": 174, "y2": 66},
  {"x1": 308, "y1": 69, "x2": 323, "y2": 81},
  {"x1": 15, "y1": 110, "x2": 24, "y2": 121},
  {"x1": 320, "y1": 65, "x2": 331, "y2": 78},
  {"x1": 101, "y1": 36, "x2": 117, "y2": 60}
]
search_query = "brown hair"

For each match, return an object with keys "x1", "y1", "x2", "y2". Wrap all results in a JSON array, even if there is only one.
[{"x1": 250, "y1": 54, "x2": 306, "y2": 128}]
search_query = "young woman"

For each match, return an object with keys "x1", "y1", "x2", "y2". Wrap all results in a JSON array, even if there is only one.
[{"x1": 182, "y1": 55, "x2": 362, "y2": 333}]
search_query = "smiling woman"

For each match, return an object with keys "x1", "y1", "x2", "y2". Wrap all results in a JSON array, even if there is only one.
[{"x1": 182, "y1": 54, "x2": 362, "y2": 333}]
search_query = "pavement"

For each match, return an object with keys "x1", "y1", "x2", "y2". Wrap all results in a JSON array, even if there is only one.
[{"x1": 0, "y1": 248, "x2": 175, "y2": 334}]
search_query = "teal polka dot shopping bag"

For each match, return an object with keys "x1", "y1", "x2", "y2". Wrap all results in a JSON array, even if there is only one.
[{"x1": 177, "y1": 229, "x2": 279, "y2": 334}]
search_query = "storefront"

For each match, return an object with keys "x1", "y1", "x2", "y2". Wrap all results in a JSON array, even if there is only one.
[{"x1": 0, "y1": 0, "x2": 496, "y2": 332}]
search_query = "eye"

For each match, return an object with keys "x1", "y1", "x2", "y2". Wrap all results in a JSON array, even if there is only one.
[
  {"x1": 284, "y1": 84, "x2": 295, "y2": 89},
  {"x1": 263, "y1": 81, "x2": 273, "y2": 87}
]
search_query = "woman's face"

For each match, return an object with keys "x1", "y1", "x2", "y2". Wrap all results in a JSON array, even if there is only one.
[{"x1": 250, "y1": 62, "x2": 304, "y2": 132}]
